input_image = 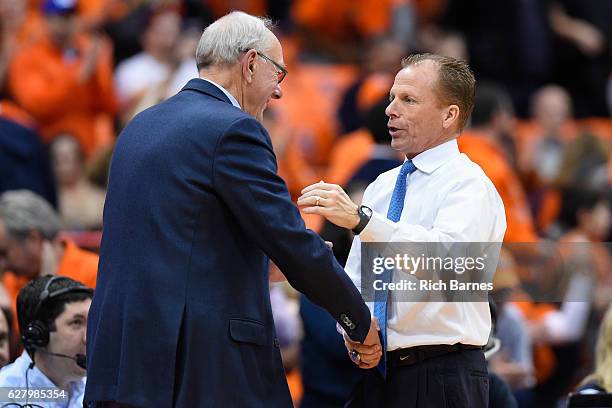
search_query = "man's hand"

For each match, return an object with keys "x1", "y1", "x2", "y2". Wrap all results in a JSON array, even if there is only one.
[
  {"x1": 79, "y1": 35, "x2": 103, "y2": 83},
  {"x1": 344, "y1": 317, "x2": 382, "y2": 369},
  {"x1": 297, "y1": 182, "x2": 360, "y2": 230}
]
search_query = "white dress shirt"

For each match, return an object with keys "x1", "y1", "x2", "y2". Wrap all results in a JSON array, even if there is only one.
[
  {"x1": 345, "y1": 139, "x2": 506, "y2": 350},
  {"x1": 0, "y1": 351, "x2": 85, "y2": 408},
  {"x1": 201, "y1": 78, "x2": 241, "y2": 109}
]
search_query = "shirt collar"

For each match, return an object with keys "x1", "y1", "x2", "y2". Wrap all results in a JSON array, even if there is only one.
[
  {"x1": 15, "y1": 351, "x2": 61, "y2": 389},
  {"x1": 20, "y1": 351, "x2": 87, "y2": 397},
  {"x1": 410, "y1": 139, "x2": 460, "y2": 174},
  {"x1": 200, "y1": 78, "x2": 241, "y2": 109}
]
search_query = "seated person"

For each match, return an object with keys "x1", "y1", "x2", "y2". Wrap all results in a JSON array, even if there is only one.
[
  {"x1": 0, "y1": 275, "x2": 93, "y2": 407},
  {"x1": 0, "y1": 190, "x2": 98, "y2": 324}
]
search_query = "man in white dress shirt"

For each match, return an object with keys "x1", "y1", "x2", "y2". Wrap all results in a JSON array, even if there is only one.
[
  {"x1": 298, "y1": 53, "x2": 506, "y2": 407},
  {"x1": 0, "y1": 275, "x2": 92, "y2": 408}
]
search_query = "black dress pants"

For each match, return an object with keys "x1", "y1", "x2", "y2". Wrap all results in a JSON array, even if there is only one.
[{"x1": 346, "y1": 348, "x2": 489, "y2": 408}]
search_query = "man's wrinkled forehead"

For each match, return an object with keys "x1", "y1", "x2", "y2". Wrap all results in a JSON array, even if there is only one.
[{"x1": 266, "y1": 32, "x2": 285, "y2": 65}]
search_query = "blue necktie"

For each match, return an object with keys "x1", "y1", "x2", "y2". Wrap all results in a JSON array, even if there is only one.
[{"x1": 374, "y1": 160, "x2": 417, "y2": 377}]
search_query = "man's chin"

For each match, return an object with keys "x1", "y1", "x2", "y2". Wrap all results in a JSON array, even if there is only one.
[
  {"x1": 72, "y1": 365, "x2": 86, "y2": 379},
  {"x1": 390, "y1": 139, "x2": 409, "y2": 152}
]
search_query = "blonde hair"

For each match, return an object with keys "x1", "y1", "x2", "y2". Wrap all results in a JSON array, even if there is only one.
[
  {"x1": 401, "y1": 53, "x2": 475, "y2": 132},
  {"x1": 581, "y1": 306, "x2": 612, "y2": 391}
]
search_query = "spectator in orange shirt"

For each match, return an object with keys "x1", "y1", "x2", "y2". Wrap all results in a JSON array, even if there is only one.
[
  {"x1": 0, "y1": 190, "x2": 98, "y2": 322},
  {"x1": 0, "y1": 0, "x2": 47, "y2": 88},
  {"x1": 459, "y1": 83, "x2": 538, "y2": 242},
  {"x1": 292, "y1": 0, "x2": 415, "y2": 62},
  {"x1": 7, "y1": 0, "x2": 117, "y2": 160}
]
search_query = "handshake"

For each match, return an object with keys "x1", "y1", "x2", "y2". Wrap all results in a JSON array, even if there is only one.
[
  {"x1": 297, "y1": 181, "x2": 384, "y2": 369},
  {"x1": 344, "y1": 317, "x2": 383, "y2": 369}
]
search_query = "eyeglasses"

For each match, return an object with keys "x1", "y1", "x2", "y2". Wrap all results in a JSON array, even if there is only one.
[{"x1": 255, "y1": 51, "x2": 288, "y2": 84}]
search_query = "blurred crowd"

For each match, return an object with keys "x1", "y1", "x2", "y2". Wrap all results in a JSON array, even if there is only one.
[{"x1": 0, "y1": 0, "x2": 611, "y2": 407}]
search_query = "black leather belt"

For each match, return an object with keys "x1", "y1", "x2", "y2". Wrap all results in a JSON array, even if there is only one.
[{"x1": 387, "y1": 343, "x2": 483, "y2": 369}]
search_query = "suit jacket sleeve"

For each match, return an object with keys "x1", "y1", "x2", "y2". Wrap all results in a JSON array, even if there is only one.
[{"x1": 213, "y1": 116, "x2": 371, "y2": 342}]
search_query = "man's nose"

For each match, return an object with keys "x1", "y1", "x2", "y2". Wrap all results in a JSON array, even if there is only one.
[
  {"x1": 272, "y1": 84, "x2": 282, "y2": 99},
  {"x1": 385, "y1": 100, "x2": 397, "y2": 117}
]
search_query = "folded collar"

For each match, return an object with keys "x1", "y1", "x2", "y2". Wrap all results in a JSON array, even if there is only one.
[{"x1": 410, "y1": 139, "x2": 460, "y2": 174}]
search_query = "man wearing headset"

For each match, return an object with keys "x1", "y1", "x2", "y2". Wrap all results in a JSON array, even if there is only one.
[{"x1": 0, "y1": 275, "x2": 92, "y2": 407}]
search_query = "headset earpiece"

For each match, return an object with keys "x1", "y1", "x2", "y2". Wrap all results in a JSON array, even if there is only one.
[{"x1": 22, "y1": 320, "x2": 50, "y2": 350}]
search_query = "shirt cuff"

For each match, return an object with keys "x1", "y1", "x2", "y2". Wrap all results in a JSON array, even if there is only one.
[{"x1": 360, "y1": 211, "x2": 394, "y2": 242}]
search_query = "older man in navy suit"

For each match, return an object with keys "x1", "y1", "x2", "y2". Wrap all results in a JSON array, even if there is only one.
[{"x1": 85, "y1": 11, "x2": 381, "y2": 408}]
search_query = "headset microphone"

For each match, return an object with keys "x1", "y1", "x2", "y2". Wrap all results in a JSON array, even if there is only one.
[
  {"x1": 37, "y1": 349, "x2": 87, "y2": 369},
  {"x1": 75, "y1": 353, "x2": 87, "y2": 370}
]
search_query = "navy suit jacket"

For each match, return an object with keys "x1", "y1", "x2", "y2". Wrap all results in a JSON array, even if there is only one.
[{"x1": 85, "y1": 79, "x2": 371, "y2": 407}]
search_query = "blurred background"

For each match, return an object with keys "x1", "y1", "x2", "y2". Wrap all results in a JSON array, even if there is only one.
[{"x1": 0, "y1": 0, "x2": 611, "y2": 407}]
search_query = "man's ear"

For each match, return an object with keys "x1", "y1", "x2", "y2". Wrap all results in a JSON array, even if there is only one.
[
  {"x1": 442, "y1": 105, "x2": 460, "y2": 129},
  {"x1": 241, "y1": 49, "x2": 258, "y2": 84}
]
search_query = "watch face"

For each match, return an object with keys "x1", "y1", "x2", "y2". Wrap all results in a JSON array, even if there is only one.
[{"x1": 361, "y1": 206, "x2": 373, "y2": 217}]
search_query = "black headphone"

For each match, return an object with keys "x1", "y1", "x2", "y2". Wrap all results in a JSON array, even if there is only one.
[{"x1": 21, "y1": 276, "x2": 93, "y2": 351}]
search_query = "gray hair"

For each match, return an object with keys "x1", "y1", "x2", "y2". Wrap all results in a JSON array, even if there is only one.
[
  {"x1": 195, "y1": 11, "x2": 275, "y2": 69},
  {"x1": 0, "y1": 190, "x2": 62, "y2": 241}
]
